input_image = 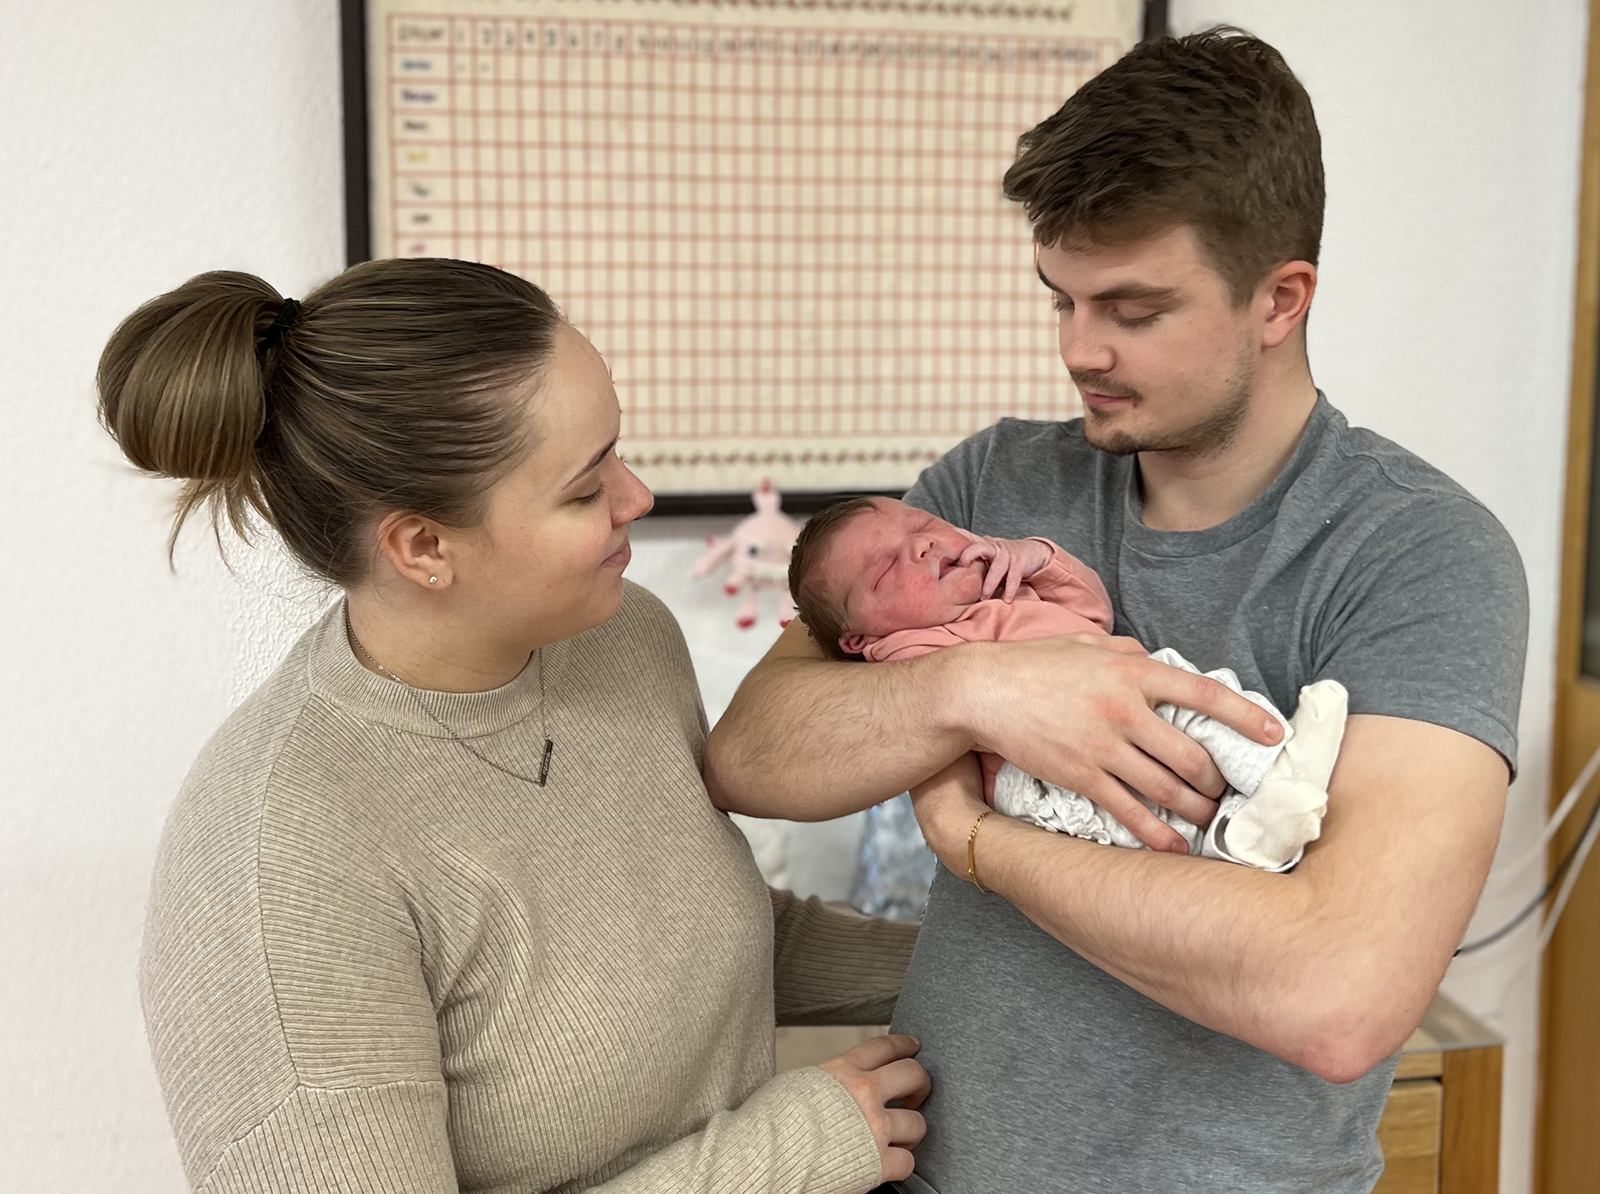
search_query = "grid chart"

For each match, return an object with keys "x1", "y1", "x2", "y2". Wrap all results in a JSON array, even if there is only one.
[{"x1": 371, "y1": 0, "x2": 1137, "y2": 493}]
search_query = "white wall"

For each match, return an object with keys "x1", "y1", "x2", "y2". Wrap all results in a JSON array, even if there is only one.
[
  {"x1": 1169, "y1": 5, "x2": 1587, "y2": 1190},
  {"x1": 0, "y1": 2, "x2": 1583, "y2": 1190}
]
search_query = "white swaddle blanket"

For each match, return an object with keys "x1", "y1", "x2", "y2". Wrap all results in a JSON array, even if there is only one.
[{"x1": 991, "y1": 648, "x2": 1348, "y2": 871}]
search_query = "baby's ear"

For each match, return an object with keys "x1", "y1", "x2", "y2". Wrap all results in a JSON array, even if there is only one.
[{"x1": 840, "y1": 631, "x2": 871, "y2": 655}]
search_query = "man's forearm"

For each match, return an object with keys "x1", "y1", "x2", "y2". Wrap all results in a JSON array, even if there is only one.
[
  {"x1": 970, "y1": 814, "x2": 1347, "y2": 1073},
  {"x1": 917, "y1": 716, "x2": 1505, "y2": 1085},
  {"x1": 704, "y1": 631, "x2": 979, "y2": 819}
]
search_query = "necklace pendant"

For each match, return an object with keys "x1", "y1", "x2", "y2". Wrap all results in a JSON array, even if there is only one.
[{"x1": 537, "y1": 738, "x2": 554, "y2": 786}]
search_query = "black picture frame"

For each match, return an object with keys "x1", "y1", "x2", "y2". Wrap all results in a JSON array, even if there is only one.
[{"x1": 338, "y1": 0, "x2": 1158, "y2": 516}]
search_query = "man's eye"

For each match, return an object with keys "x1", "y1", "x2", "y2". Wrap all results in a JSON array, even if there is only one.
[
  {"x1": 1110, "y1": 310, "x2": 1159, "y2": 329},
  {"x1": 1052, "y1": 294, "x2": 1073, "y2": 314}
]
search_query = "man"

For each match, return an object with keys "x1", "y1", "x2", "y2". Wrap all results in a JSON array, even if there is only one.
[{"x1": 705, "y1": 27, "x2": 1527, "y2": 1194}]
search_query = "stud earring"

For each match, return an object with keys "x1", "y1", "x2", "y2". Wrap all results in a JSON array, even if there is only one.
[{"x1": 429, "y1": 576, "x2": 438, "y2": 585}]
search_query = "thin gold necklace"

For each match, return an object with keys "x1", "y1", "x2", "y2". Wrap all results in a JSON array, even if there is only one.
[{"x1": 344, "y1": 605, "x2": 554, "y2": 787}]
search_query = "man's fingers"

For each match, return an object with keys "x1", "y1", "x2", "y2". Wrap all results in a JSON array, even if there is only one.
[
  {"x1": 979, "y1": 753, "x2": 1004, "y2": 805},
  {"x1": 1079, "y1": 772, "x2": 1190, "y2": 853},
  {"x1": 1147, "y1": 666, "x2": 1283, "y2": 746},
  {"x1": 1109, "y1": 743, "x2": 1219, "y2": 826},
  {"x1": 1096, "y1": 634, "x2": 1150, "y2": 656},
  {"x1": 1128, "y1": 717, "x2": 1227, "y2": 799}
]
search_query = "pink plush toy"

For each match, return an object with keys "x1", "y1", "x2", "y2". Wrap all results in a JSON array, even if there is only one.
[{"x1": 693, "y1": 480, "x2": 802, "y2": 629}]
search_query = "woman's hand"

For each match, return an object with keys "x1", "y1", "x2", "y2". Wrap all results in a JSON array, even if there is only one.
[{"x1": 818, "y1": 1034, "x2": 930, "y2": 1184}]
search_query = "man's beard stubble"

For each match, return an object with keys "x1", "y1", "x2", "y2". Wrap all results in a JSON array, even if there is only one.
[{"x1": 1072, "y1": 344, "x2": 1255, "y2": 460}]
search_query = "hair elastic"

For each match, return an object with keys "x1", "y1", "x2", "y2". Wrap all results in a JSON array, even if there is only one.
[{"x1": 259, "y1": 298, "x2": 302, "y2": 353}]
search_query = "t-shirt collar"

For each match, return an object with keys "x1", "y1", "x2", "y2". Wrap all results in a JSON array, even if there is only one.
[{"x1": 1121, "y1": 392, "x2": 1335, "y2": 559}]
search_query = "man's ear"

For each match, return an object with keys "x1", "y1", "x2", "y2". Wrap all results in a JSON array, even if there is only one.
[
  {"x1": 840, "y1": 631, "x2": 871, "y2": 655},
  {"x1": 375, "y1": 512, "x2": 452, "y2": 590},
  {"x1": 1258, "y1": 259, "x2": 1318, "y2": 350}
]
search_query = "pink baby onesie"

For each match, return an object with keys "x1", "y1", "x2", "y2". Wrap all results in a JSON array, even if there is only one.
[{"x1": 860, "y1": 539, "x2": 1115, "y2": 662}]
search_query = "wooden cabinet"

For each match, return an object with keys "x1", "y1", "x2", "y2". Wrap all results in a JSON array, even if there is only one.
[
  {"x1": 776, "y1": 994, "x2": 1502, "y2": 1191},
  {"x1": 1375, "y1": 995, "x2": 1503, "y2": 1194}
]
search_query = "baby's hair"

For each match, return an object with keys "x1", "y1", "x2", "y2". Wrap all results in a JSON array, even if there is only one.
[{"x1": 788, "y1": 496, "x2": 880, "y2": 660}]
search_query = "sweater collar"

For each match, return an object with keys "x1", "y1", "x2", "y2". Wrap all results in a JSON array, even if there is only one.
[{"x1": 305, "y1": 599, "x2": 548, "y2": 738}]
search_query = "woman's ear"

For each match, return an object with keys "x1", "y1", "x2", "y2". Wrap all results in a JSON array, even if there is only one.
[{"x1": 375, "y1": 512, "x2": 452, "y2": 590}]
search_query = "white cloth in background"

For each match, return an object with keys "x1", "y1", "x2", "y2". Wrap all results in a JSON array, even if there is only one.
[{"x1": 991, "y1": 648, "x2": 1348, "y2": 872}]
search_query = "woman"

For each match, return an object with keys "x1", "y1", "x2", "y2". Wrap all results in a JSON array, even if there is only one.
[{"x1": 101, "y1": 259, "x2": 928, "y2": 1193}]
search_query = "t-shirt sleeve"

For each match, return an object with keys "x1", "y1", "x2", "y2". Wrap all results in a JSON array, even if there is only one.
[
  {"x1": 1310, "y1": 495, "x2": 1527, "y2": 775},
  {"x1": 902, "y1": 424, "x2": 999, "y2": 527}
]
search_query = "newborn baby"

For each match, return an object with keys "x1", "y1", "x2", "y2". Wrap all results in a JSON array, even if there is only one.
[{"x1": 788, "y1": 497, "x2": 1347, "y2": 871}]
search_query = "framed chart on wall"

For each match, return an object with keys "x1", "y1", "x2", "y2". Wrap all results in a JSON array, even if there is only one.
[{"x1": 342, "y1": 0, "x2": 1147, "y2": 511}]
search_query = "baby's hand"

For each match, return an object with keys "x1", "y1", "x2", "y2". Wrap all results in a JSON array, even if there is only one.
[{"x1": 956, "y1": 537, "x2": 1055, "y2": 601}]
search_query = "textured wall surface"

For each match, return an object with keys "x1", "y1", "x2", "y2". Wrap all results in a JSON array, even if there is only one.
[{"x1": 0, "y1": 1, "x2": 1583, "y2": 1190}]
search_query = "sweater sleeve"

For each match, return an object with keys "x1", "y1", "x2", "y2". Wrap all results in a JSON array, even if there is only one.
[
  {"x1": 769, "y1": 889, "x2": 919, "y2": 1026},
  {"x1": 587, "y1": 1066, "x2": 883, "y2": 1194},
  {"x1": 196, "y1": 1081, "x2": 456, "y2": 1194},
  {"x1": 199, "y1": 1069, "x2": 881, "y2": 1194}
]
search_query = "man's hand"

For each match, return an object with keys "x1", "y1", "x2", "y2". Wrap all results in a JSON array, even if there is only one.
[
  {"x1": 706, "y1": 619, "x2": 1282, "y2": 844},
  {"x1": 956, "y1": 536, "x2": 1056, "y2": 601},
  {"x1": 953, "y1": 633, "x2": 1283, "y2": 852},
  {"x1": 945, "y1": 715, "x2": 1508, "y2": 1082}
]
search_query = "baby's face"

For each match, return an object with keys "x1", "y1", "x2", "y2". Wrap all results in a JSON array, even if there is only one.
[{"x1": 816, "y1": 499, "x2": 987, "y2": 644}]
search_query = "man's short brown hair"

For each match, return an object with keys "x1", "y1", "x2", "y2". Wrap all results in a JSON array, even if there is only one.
[
  {"x1": 788, "y1": 496, "x2": 879, "y2": 660},
  {"x1": 1003, "y1": 26, "x2": 1323, "y2": 304}
]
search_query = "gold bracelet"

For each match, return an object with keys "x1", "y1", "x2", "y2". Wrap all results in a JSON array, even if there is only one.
[{"x1": 966, "y1": 810, "x2": 994, "y2": 894}]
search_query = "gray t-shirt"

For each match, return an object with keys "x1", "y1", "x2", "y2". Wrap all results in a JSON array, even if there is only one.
[{"x1": 889, "y1": 395, "x2": 1527, "y2": 1194}]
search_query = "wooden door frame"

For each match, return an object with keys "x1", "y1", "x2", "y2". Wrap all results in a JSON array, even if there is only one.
[{"x1": 1538, "y1": 1, "x2": 1600, "y2": 1189}]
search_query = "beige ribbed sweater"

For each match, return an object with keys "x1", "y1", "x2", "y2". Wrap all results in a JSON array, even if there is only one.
[{"x1": 140, "y1": 583, "x2": 917, "y2": 1193}]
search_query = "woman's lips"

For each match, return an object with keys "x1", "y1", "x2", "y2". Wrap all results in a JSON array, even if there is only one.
[{"x1": 602, "y1": 540, "x2": 631, "y2": 568}]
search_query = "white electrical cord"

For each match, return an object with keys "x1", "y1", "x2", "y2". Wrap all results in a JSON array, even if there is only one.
[
  {"x1": 1475, "y1": 793, "x2": 1600, "y2": 1026},
  {"x1": 1484, "y1": 739, "x2": 1600, "y2": 885},
  {"x1": 1538, "y1": 777, "x2": 1600, "y2": 953},
  {"x1": 1457, "y1": 738, "x2": 1600, "y2": 960}
]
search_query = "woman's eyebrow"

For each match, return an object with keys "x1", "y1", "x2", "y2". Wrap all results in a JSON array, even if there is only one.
[{"x1": 563, "y1": 437, "x2": 618, "y2": 486}]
